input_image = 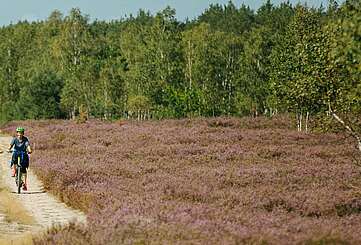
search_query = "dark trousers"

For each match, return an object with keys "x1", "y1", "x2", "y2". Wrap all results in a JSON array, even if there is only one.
[{"x1": 11, "y1": 151, "x2": 29, "y2": 173}]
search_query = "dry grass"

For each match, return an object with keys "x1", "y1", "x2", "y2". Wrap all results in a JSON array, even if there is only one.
[
  {"x1": 0, "y1": 170, "x2": 35, "y2": 245},
  {"x1": 0, "y1": 182, "x2": 35, "y2": 225},
  {"x1": 0, "y1": 234, "x2": 33, "y2": 245}
]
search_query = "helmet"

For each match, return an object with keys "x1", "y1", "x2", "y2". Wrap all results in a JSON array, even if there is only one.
[{"x1": 16, "y1": 127, "x2": 25, "y2": 133}]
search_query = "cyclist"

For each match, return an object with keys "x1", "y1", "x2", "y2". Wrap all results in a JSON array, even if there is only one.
[{"x1": 8, "y1": 127, "x2": 32, "y2": 191}]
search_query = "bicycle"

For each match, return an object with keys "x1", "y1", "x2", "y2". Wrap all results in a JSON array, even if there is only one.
[{"x1": 7, "y1": 150, "x2": 27, "y2": 194}]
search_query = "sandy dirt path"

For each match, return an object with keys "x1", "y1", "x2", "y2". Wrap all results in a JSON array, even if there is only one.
[{"x1": 0, "y1": 136, "x2": 86, "y2": 239}]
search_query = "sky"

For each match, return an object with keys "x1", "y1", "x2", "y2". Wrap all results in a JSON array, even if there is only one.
[{"x1": 0, "y1": 0, "x2": 343, "y2": 27}]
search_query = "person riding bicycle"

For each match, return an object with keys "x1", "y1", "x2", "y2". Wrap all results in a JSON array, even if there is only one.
[{"x1": 8, "y1": 127, "x2": 32, "y2": 191}]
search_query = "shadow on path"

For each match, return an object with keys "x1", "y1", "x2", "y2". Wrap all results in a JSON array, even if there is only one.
[{"x1": 10, "y1": 191, "x2": 46, "y2": 195}]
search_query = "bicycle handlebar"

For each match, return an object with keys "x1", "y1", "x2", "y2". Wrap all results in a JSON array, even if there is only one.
[{"x1": 1, "y1": 150, "x2": 29, "y2": 154}]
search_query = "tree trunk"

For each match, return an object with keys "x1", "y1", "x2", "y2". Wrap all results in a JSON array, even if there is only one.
[
  {"x1": 298, "y1": 114, "x2": 300, "y2": 132},
  {"x1": 305, "y1": 111, "x2": 309, "y2": 132},
  {"x1": 187, "y1": 40, "x2": 193, "y2": 89},
  {"x1": 331, "y1": 111, "x2": 361, "y2": 152},
  {"x1": 71, "y1": 106, "x2": 76, "y2": 120}
]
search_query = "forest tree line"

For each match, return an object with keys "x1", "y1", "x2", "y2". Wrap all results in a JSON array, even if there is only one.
[{"x1": 0, "y1": 0, "x2": 359, "y2": 131}]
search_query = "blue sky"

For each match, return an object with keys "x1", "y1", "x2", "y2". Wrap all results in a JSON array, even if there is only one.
[{"x1": 0, "y1": 0, "x2": 343, "y2": 26}]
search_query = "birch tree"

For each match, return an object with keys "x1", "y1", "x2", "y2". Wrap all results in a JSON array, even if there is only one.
[{"x1": 57, "y1": 8, "x2": 93, "y2": 119}]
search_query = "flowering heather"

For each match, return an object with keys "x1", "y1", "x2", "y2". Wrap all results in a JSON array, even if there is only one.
[{"x1": 2, "y1": 116, "x2": 361, "y2": 244}]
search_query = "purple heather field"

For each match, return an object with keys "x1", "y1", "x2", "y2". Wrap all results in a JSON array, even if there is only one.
[{"x1": 2, "y1": 116, "x2": 361, "y2": 244}]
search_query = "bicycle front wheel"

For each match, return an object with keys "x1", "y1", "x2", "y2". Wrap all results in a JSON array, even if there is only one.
[{"x1": 17, "y1": 156, "x2": 22, "y2": 194}]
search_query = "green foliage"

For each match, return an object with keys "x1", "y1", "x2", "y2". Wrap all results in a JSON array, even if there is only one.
[
  {"x1": 120, "y1": 7, "x2": 185, "y2": 118},
  {"x1": 328, "y1": 0, "x2": 361, "y2": 114},
  {"x1": 127, "y1": 95, "x2": 152, "y2": 120},
  {"x1": 198, "y1": 1, "x2": 255, "y2": 34},
  {"x1": 268, "y1": 1, "x2": 360, "y2": 143},
  {"x1": 270, "y1": 5, "x2": 325, "y2": 114},
  {"x1": 0, "y1": 1, "x2": 358, "y2": 128},
  {"x1": 182, "y1": 23, "x2": 244, "y2": 116},
  {"x1": 127, "y1": 95, "x2": 151, "y2": 112},
  {"x1": 58, "y1": 8, "x2": 94, "y2": 117},
  {"x1": 17, "y1": 70, "x2": 64, "y2": 119}
]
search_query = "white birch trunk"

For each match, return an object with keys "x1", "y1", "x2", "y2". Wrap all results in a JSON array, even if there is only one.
[
  {"x1": 297, "y1": 113, "x2": 303, "y2": 132},
  {"x1": 305, "y1": 111, "x2": 309, "y2": 132},
  {"x1": 71, "y1": 106, "x2": 76, "y2": 120},
  {"x1": 331, "y1": 111, "x2": 361, "y2": 152}
]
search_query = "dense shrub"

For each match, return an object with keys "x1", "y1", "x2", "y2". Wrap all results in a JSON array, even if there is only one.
[{"x1": 2, "y1": 116, "x2": 361, "y2": 244}]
